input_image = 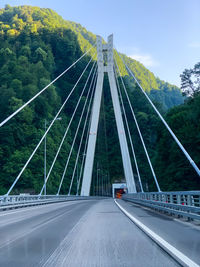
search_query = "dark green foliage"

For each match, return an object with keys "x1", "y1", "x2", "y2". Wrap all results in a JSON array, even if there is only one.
[
  {"x1": 180, "y1": 62, "x2": 200, "y2": 97},
  {"x1": 150, "y1": 78, "x2": 184, "y2": 110},
  {"x1": 118, "y1": 78, "x2": 162, "y2": 192},
  {"x1": 116, "y1": 54, "x2": 183, "y2": 110},
  {"x1": 111, "y1": 73, "x2": 199, "y2": 192},
  {"x1": 0, "y1": 5, "x2": 93, "y2": 195},
  {"x1": 153, "y1": 95, "x2": 200, "y2": 190}
]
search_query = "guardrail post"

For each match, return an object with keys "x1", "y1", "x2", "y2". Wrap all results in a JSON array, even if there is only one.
[
  {"x1": 177, "y1": 194, "x2": 181, "y2": 205},
  {"x1": 187, "y1": 195, "x2": 191, "y2": 206}
]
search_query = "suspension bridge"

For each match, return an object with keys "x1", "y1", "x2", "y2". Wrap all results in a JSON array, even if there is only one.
[{"x1": 0, "y1": 35, "x2": 200, "y2": 267}]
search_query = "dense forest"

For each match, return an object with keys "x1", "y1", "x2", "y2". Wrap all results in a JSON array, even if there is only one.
[
  {"x1": 0, "y1": 5, "x2": 199, "y2": 195},
  {"x1": 0, "y1": 5, "x2": 93, "y2": 195}
]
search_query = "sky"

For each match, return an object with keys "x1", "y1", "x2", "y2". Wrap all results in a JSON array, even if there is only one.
[{"x1": 0, "y1": 0, "x2": 200, "y2": 87}]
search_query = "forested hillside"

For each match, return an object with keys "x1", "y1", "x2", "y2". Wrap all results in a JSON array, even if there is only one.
[
  {"x1": 0, "y1": 5, "x2": 197, "y2": 195},
  {"x1": 153, "y1": 95, "x2": 200, "y2": 190},
  {"x1": 0, "y1": 5, "x2": 93, "y2": 194},
  {"x1": 0, "y1": 5, "x2": 183, "y2": 108}
]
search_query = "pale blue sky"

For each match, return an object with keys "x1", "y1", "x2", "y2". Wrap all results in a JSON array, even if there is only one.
[{"x1": 0, "y1": 0, "x2": 200, "y2": 87}]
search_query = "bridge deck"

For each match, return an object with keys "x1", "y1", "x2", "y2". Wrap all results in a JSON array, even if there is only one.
[
  {"x1": 117, "y1": 199, "x2": 200, "y2": 266},
  {"x1": 0, "y1": 199, "x2": 180, "y2": 267}
]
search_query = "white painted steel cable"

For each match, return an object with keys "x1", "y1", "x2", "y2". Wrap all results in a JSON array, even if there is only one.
[
  {"x1": 114, "y1": 63, "x2": 144, "y2": 192},
  {"x1": 57, "y1": 70, "x2": 96, "y2": 196},
  {"x1": 40, "y1": 60, "x2": 97, "y2": 195},
  {"x1": 6, "y1": 54, "x2": 95, "y2": 196},
  {"x1": 114, "y1": 56, "x2": 161, "y2": 192},
  {"x1": 57, "y1": 66, "x2": 97, "y2": 195},
  {"x1": 0, "y1": 46, "x2": 94, "y2": 128},
  {"x1": 68, "y1": 69, "x2": 97, "y2": 195},
  {"x1": 116, "y1": 50, "x2": 200, "y2": 178}
]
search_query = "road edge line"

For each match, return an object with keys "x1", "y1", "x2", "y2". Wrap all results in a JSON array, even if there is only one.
[{"x1": 114, "y1": 199, "x2": 199, "y2": 267}]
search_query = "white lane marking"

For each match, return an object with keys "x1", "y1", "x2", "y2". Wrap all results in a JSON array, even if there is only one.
[
  {"x1": 0, "y1": 200, "x2": 84, "y2": 217},
  {"x1": 115, "y1": 199, "x2": 199, "y2": 267}
]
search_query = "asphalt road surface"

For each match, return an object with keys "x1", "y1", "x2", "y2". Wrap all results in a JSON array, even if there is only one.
[
  {"x1": 0, "y1": 199, "x2": 180, "y2": 267},
  {"x1": 117, "y1": 198, "x2": 200, "y2": 266}
]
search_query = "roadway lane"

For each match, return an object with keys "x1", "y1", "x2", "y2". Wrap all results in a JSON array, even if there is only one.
[
  {"x1": 117, "y1": 198, "x2": 200, "y2": 265},
  {"x1": 0, "y1": 199, "x2": 180, "y2": 267}
]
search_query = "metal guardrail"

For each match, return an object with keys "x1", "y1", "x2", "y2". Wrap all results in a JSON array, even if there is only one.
[
  {"x1": 0, "y1": 195, "x2": 103, "y2": 211},
  {"x1": 122, "y1": 191, "x2": 200, "y2": 221}
]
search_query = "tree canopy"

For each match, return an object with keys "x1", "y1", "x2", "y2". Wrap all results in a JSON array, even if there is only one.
[{"x1": 180, "y1": 62, "x2": 200, "y2": 97}]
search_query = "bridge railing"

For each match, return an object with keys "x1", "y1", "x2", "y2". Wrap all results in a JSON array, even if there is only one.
[
  {"x1": 0, "y1": 195, "x2": 104, "y2": 211},
  {"x1": 122, "y1": 191, "x2": 200, "y2": 221},
  {"x1": 0, "y1": 195, "x2": 65, "y2": 204}
]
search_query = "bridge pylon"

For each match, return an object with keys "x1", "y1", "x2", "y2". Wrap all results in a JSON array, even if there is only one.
[{"x1": 81, "y1": 35, "x2": 136, "y2": 196}]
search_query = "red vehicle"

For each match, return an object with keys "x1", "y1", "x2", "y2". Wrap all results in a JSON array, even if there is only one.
[
  {"x1": 112, "y1": 183, "x2": 127, "y2": 198},
  {"x1": 116, "y1": 188, "x2": 126, "y2": 199}
]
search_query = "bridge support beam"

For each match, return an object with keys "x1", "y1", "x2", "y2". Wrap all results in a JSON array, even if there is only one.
[
  {"x1": 81, "y1": 35, "x2": 136, "y2": 196},
  {"x1": 81, "y1": 36, "x2": 104, "y2": 196}
]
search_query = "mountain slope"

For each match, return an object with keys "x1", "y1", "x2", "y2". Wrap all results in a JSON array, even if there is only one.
[
  {"x1": 0, "y1": 5, "x2": 190, "y2": 195},
  {"x1": 0, "y1": 5, "x2": 183, "y2": 109}
]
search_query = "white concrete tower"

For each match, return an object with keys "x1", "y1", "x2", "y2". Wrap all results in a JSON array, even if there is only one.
[{"x1": 81, "y1": 35, "x2": 136, "y2": 196}]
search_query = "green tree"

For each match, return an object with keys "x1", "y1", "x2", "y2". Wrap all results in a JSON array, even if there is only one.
[{"x1": 180, "y1": 62, "x2": 200, "y2": 97}]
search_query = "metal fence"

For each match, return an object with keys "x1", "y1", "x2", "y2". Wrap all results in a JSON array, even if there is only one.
[
  {"x1": 122, "y1": 191, "x2": 200, "y2": 221},
  {"x1": 0, "y1": 195, "x2": 103, "y2": 211}
]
